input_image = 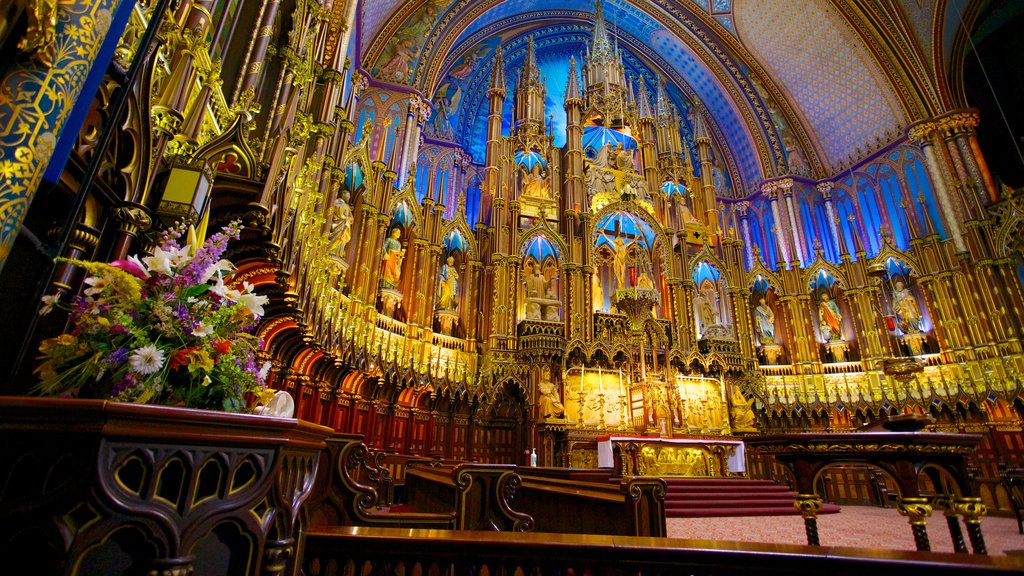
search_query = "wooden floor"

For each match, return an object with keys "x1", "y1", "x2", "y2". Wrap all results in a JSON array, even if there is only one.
[{"x1": 667, "y1": 505, "x2": 1024, "y2": 555}]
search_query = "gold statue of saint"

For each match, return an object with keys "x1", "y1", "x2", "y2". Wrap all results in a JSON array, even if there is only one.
[
  {"x1": 729, "y1": 387, "x2": 757, "y2": 432},
  {"x1": 437, "y1": 256, "x2": 459, "y2": 310},
  {"x1": 521, "y1": 164, "x2": 551, "y2": 199},
  {"x1": 537, "y1": 371, "x2": 564, "y2": 419}
]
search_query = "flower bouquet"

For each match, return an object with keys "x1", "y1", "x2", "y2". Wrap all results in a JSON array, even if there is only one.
[{"x1": 35, "y1": 221, "x2": 272, "y2": 413}]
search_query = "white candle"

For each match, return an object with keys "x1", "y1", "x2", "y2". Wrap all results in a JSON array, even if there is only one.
[
  {"x1": 581, "y1": 365, "x2": 586, "y2": 393},
  {"x1": 619, "y1": 368, "x2": 624, "y2": 395},
  {"x1": 598, "y1": 367, "x2": 603, "y2": 394}
]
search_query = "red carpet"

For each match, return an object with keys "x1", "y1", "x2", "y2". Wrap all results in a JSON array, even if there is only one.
[{"x1": 662, "y1": 478, "x2": 841, "y2": 518}]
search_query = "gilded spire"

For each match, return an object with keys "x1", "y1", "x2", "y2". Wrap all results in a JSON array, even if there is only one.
[
  {"x1": 590, "y1": 0, "x2": 613, "y2": 63},
  {"x1": 637, "y1": 78, "x2": 652, "y2": 119},
  {"x1": 565, "y1": 56, "x2": 582, "y2": 102},
  {"x1": 488, "y1": 44, "x2": 506, "y2": 97},
  {"x1": 655, "y1": 79, "x2": 670, "y2": 118},
  {"x1": 522, "y1": 35, "x2": 542, "y2": 88}
]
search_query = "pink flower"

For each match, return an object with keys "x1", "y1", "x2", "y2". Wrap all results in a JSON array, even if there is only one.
[{"x1": 111, "y1": 258, "x2": 150, "y2": 280}]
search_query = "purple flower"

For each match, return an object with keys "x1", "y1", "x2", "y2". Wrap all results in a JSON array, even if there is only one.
[
  {"x1": 107, "y1": 348, "x2": 129, "y2": 365},
  {"x1": 110, "y1": 374, "x2": 137, "y2": 396},
  {"x1": 111, "y1": 324, "x2": 128, "y2": 335}
]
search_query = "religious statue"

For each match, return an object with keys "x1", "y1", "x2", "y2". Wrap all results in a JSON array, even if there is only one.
[
  {"x1": 521, "y1": 163, "x2": 551, "y2": 199},
  {"x1": 892, "y1": 280, "x2": 923, "y2": 334},
  {"x1": 524, "y1": 261, "x2": 547, "y2": 298},
  {"x1": 591, "y1": 142, "x2": 613, "y2": 169},
  {"x1": 753, "y1": 296, "x2": 776, "y2": 344},
  {"x1": 612, "y1": 143, "x2": 632, "y2": 171},
  {"x1": 585, "y1": 143, "x2": 617, "y2": 196},
  {"x1": 437, "y1": 256, "x2": 459, "y2": 310},
  {"x1": 696, "y1": 284, "x2": 720, "y2": 330},
  {"x1": 818, "y1": 292, "x2": 843, "y2": 342},
  {"x1": 687, "y1": 397, "x2": 707, "y2": 429},
  {"x1": 728, "y1": 387, "x2": 757, "y2": 432},
  {"x1": 636, "y1": 271, "x2": 654, "y2": 290},
  {"x1": 613, "y1": 237, "x2": 629, "y2": 289},
  {"x1": 380, "y1": 228, "x2": 406, "y2": 289},
  {"x1": 592, "y1": 272, "x2": 605, "y2": 312},
  {"x1": 536, "y1": 371, "x2": 565, "y2": 419},
  {"x1": 326, "y1": 191, "x2": 353, "y2": 260}
]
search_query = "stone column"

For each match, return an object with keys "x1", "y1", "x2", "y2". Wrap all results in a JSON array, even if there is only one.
[
  {"x1": 763, "y1": 183, "x2": 791, "y2": 266},
  {"x1": 908, "y1": 121, "x2": 968, "y2": 253}
]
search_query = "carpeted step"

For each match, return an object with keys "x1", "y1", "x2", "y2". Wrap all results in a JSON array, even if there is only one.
[
  {"x1": 658, "y1": 477, "x2": 841, "y2": 518},
  {"x1": 667, "y1": 503, "x2": 842, "y2": 518}
]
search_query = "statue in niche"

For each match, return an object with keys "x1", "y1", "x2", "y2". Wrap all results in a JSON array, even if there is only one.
[
  {"x1": 524, "y1": 261, "x2": 547, "y2": 320},
  {"x1": 521, "y1": 163, "x2": 551, "y2": 199},
  {"x1": 536, "y1": 369, "x2": 565, "y2": 419},
  {"x1": 585, "y1": 142, "x2": 617, "y2": 196},
  {"x1": 542, "y1": 262, "x2": 560, "y2": 321},
  {"x1": 592, "y1": 273, "x2": 605, "y2": 312},
  {"x1": 327, "y1": 190, "x2": 353, "y2": 260},
  {"x1": 613, "y1": 237, "x2": 629, "y2": 290},
  {"x1": 696, "y1": 284, "x2": 720, "y2": 330},
  {"x1": 892, "y1": 279, "x2": 923, "y2": 334},
  {"x1": 818, "y1": 292, "x2": 844, "y2": 342},
  {"x1": 729, "y1": 387, "x2": 757, "y2": 432},
  {"x1": 380, "y1": 227, "x2": 406, "y2": 289},
  {"x1": 525, "y1": 261, "x2": 547, "y2": 298},
  {"x1": 753, "y1": 296, "x2": 776, "y2": 344},
  {"x1": 436, "y1": 255, "x2": 459, "y2": 310}
]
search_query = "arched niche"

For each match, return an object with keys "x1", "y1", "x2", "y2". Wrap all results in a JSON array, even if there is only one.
[
  {"x1": 592, "y1": 209, "x2": 666, "y2": 317},
  {"x1": 750, "y1": 275, "x2": 785, "y2": 364},
  {"x1": 377, "y1": 201, "x2": 418, "y2": 320},
  {"x1": 877, "y1": 257, "x2": 932, "y2": 356},
  {"x1": 519, "y1": 234, "x2": 562, "y2": 322},
  {"x1": 434, "y1": 229, "x2": 471, "y2": 336},
  {"x1": 807, "y1": 268, "x2": 854, "y2": 362},
  {"x1": 693, "y1": 261, "x2": 732, "y2": 339}
]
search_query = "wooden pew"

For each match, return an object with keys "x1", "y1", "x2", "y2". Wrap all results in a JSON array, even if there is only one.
[
  {"x1": 403, "y1": 463, "x2": 666, "y2": 536},
  {"x1": 513, "y1": 466, "x2": 667, "y2": 537},
  {"x1": 305, "y1": 434, "x2": 456, "y2": 529},
  {"x1": 402, "y1": 463, "x2": 534, "y2": 531}
]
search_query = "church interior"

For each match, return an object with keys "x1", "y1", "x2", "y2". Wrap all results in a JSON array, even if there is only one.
[{"x1": 2, "y1": 0, "x2": 1024, "y2": 574}]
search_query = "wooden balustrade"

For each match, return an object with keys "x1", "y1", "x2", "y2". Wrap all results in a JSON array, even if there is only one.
[{"x1": 302, "y1": 525, "x2": 1024, "y2": 576}]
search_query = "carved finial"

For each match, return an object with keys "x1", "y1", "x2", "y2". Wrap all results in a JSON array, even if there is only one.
[{"x1": 488, "y1": 44, "x2": 506, "y2": 97}]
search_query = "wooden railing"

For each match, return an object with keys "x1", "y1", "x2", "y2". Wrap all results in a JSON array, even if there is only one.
[{"x1": 302, "y1": 526, "x2": 1024, "y2": 576}]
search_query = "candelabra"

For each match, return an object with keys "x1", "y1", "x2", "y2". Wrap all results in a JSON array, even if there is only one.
[
  {"x1": 618, "y1": 394, "x2": 629, "y2": 431},
  {"x1": 597, "y1": 393, "x2": 606, "y2": 430},
  {"x1": 576, "y1": 389, "x2": 587, "y2": 429}
]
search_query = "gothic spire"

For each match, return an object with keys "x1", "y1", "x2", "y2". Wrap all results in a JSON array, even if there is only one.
[
  {"x1": 655, "y1": 79, "x2": 670, "y2": 118},
  {"x1": 565, "y1": 56, "x2": 582, "y2": 102},
  {"x1": 522, "y1": 35, "x2": 543, "y2": 87},
  {"x1": 637, "y1": 78, "x2": 652, "y2": 119},
  {"x1": 590, "y1": 0, "x2": 614, "y2": 63},
  {"x1": 488, "y1": 44, "x2": 506, "y2": 97}
]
